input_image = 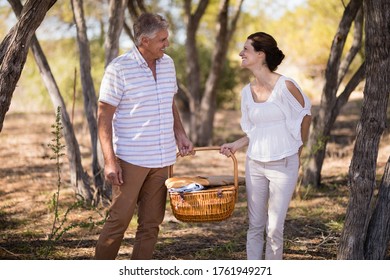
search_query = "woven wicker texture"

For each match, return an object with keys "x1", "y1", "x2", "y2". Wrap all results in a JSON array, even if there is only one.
[{"x1": 167, "y1": 146, "x2": 239, "y2": 223}]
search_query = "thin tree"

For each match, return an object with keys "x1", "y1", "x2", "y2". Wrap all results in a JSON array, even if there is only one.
[
  {"x1": 66, "y1": 0, "x2": 145, "y2": 204},
  {"x1": 302, "y1": 0, "x2": 365, "y2": 187},
  {"x1": 365, "y1": 156, "x2": 390, "y2": 259},
  {"x1": 75, "y1": 0, "x2": 138, "y2": 204},
  {"x1": 0, "y1": 0, "x2": 57, "y2": 132},
  {"x1": 71, "y1": 0, "x2": 110, "y2": 205},
  {"x1": 96, "y1": 0, "x2": 130, "y2": 203},
  {"x1": 122, "y1": 0, "x2": 147, "y2": 42},
  {"x1": 184, "y1": 0, "x2": 244, "y2": 146},
  {"x1": 7, "y1": 0, "x2": 94, "y2": 203},
  {"x1": 338, "y1": 0, "x2": 390, "y2": 259},
  {"x1": 105, "y1": 0, "x2": 129, "y2": 66},
  {"x1": 183, "y1": 0, "x2": 209, "y2": 143}
]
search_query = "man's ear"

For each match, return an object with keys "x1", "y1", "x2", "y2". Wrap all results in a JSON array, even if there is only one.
[{"x1": 140, "y1": 36, "x2": 149, "y2": 47}]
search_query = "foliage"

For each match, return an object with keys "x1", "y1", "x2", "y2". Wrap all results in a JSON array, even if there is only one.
[
  {"x1": 229, "y1": 0, "x2": 364, "y2": 99},
  {"x1": 0, "y1": 3, "x2": 12, "y2": 38},
  {"x1": 41, "y1": 106, "x2": 106, "y2": 259},
  {"x1": 167, "y1": 44, "x2": 241, "y2": 109},
  {"x1": 11, "y1": 38, "x2": 105, "y2": 111},
  {"x1": 2, "y1": 0, "x2": 350, "y2": 111},
  {"x1": 270, "y1": 0, "x2": 364, "y2": 94},
  {"x1": 274, "y1": 0, "x2": 346, "y2": 65}
]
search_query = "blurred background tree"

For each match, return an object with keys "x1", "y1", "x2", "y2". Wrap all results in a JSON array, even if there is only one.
[{"x1": 1, "y1": 0, "x2": 356, "y2": 113}]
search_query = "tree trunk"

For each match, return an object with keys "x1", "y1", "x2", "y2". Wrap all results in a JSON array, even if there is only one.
[
  {"x1": 123, "y1": 0, "x2": 147, "y2": 42},
  {"x1": 184, "y1": 0, "x2": 243, "y2": 146},
  {"x1": 7, "y1": 0, "x2": 94, "y2": 203},
  {"x1": 127, "y1": 0, "x2": 146, "y2": 20},
  {"x1": 0, "y1": 0, "x2": 56, "y2": 132},
  {"x1": 71, "y1": 0, "x2": 110, "y2": 205},
  {"x1": 338, "y1": 0, "x2": 390, "y2": 259},
  {"x1": 302, "y1": 0, "x2": 363, "y2": 187},
  {"x1": 105, "y1": 0, "x2": 128, "y2": 66},
  {"x1": 197, "y1": 0, "x2": 243, "y2": 146},
  {"x1": 365, "y1": 157, "x2": 390, "y2": 259},
  {"x1": 184, "y1": 0, "x2": 209, "y2": 143}
]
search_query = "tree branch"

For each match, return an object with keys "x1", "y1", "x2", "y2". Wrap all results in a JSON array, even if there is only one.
[
  {"x1": 337, "y1": 7, "x2": 363, "y2": 87},
  {"x1": 0, "y1": 0, "x2": 57, "y2": 132}
]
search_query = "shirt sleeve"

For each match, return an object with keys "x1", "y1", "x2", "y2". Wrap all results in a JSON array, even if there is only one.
[
  {"x1": 280, "y1": 78, "x2": 311, "y2": 141},
  {"x1": 170, "y1": 58, "x2": 179, "y2": 94},
  {"x1": 240, "y1": 85, "x2": 253, "y2": 136},
  {"x1": 162, "y1": 54, "x2": 179, "y2": 95},
  {"x1": 98, "y1": 62, "x2": 124, "y2": 107}
]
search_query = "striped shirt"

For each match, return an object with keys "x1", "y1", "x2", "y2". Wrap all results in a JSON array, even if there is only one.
[{"x1": 99, "y1": 47, "x2": 178, "y2": 168}]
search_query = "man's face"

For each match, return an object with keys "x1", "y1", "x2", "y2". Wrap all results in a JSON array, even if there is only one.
[{"x1": 144, "y1": 29, "x2": 170, "y2": 60}]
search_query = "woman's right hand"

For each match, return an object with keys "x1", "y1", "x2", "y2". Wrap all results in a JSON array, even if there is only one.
[
  {"x1": 220, "y1": 143, "x2": 237, "y2": 157},
  {"x1": 220, "y1": 136, "x2": 249, "y2": 157}
]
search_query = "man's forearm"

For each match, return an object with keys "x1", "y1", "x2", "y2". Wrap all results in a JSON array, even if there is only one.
[
  {"x1": 172, "y1": 100, "x2": 187, "y2": 139},
  {"x1": 97, "y1": 102, "x2": 117, "y2": 164}
]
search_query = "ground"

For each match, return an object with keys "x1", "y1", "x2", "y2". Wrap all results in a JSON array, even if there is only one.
[{"x1": 0, "y1": 92, "x2": 389, "y2": 260}]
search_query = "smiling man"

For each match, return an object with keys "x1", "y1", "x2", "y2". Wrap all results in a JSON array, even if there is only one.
[{"x1": 95, "y1": 13, "x2": 193, "y2": 260}]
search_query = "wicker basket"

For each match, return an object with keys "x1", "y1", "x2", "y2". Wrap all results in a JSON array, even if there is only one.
[{"x1": 167, "y1": 146, "x2": 239, "y2": 223}]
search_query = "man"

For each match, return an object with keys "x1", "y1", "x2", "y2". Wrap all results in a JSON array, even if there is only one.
[{"x1": 95, "y1": 13, "x2": 193, "y2": 260}]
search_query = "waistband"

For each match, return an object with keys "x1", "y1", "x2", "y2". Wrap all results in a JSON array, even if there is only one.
[{"x1": 247, "y1": 153, "x2": 298, "y2": 167}]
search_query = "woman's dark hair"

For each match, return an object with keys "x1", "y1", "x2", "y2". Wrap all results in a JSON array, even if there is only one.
[{"x1": 247, "y1": 32, "x2": 285, "y2": 71}]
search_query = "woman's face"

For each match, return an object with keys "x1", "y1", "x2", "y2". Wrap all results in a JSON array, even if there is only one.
[{"x1": 239, "y1": 39, "x2": 262, "y2": 69}]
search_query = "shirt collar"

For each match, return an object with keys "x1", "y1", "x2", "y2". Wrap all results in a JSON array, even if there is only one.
[{"x1": 129, "y1": 46, "x2": 165, "y2": 68}]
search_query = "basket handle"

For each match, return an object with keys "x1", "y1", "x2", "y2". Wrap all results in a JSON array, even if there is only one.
[{"x1": 168, "y1": 146, "x2": 239, "y2": 189}]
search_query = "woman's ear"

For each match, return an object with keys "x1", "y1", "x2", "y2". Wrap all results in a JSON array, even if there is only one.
[{"x1": 257, "y1": 50, "x2": 265, "y2": 57}]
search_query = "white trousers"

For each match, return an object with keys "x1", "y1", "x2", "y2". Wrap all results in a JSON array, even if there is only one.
[{"x1": 245, "y1": 153, "x2": 299, "y2": 260}]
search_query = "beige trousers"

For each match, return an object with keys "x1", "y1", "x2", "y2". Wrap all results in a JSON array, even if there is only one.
[
  {"x1": 95, "y1": 159, "x2": 168, "y2": 260},
  {"x1": 245, "y1": 153, "x2": 299, "y2": 260}
]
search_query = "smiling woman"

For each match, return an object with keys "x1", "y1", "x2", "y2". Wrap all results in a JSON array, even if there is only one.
[{"x1": 220, "y1": 31, "x2": 311, "y2": 260}]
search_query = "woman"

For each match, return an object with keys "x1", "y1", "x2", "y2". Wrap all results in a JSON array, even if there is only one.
[{"x1": 220, "y1": 32, "x2": 311, "y2": 260}]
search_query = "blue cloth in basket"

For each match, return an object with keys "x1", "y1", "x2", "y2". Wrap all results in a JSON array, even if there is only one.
[{"x1": 168, "y1": 183, "x2": 205, "y2": 193}]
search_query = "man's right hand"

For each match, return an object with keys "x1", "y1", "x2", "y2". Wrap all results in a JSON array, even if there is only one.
[{"x1": 104, "y1": 160, "x2": 123, "y2": 185}]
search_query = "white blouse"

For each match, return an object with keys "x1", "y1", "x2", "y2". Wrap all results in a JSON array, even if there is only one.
[{"x1": 240, "y1": 76, "x2": 311, "y2": 162}]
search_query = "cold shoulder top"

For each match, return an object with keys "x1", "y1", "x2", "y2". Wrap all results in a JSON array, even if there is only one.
[{"x1": 240, "y1": 75, "x2": 311, "y2": 162}]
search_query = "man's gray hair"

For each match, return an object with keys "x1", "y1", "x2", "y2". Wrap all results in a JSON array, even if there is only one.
[{"x1": 133, "y1": 13, "x2": 169, "y2": 46}]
